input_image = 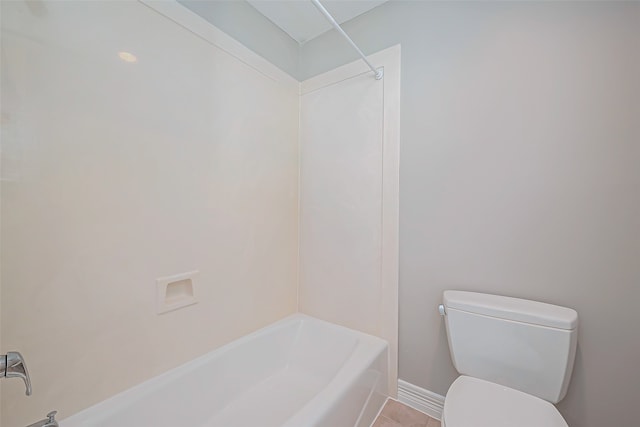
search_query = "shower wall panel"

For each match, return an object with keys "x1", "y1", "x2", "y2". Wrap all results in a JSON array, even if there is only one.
[
  {"x1": 299, "y1": 75, "x2": 384, "y2": 337},
  {"x1": 0, "y1": 1, "x2": 299, "y2": 425}
]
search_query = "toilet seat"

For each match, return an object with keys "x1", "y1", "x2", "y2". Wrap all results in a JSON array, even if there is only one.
[{"x1": 442, "y1": 376, "x2": 568, "y2": 427}]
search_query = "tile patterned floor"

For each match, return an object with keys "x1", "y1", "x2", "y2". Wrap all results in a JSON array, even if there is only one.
[{"x1": 372, "y1": 399, "x2": 441, "y2": 427}]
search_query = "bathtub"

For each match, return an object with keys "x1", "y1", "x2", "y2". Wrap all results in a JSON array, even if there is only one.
[{"x1": 62, "y1": 314, "x2": 388, "y2": 427}]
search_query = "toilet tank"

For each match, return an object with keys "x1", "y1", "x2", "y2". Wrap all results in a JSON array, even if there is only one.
[{"x1": 442, "y1": 291, "x2": 578, "y2": 404}]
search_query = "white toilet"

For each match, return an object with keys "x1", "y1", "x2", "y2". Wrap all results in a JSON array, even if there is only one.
[{"x1": 440, "y1": 291, "x2": 578, "y2": 427}]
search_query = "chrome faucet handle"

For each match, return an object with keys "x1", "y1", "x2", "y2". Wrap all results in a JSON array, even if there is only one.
[
  {"x1": 45, "y1": 411, "x2": 58, "y2": 427},
  {"x1": 26, "y1": 410, "x2": 58, "y2": 427},
  {"x1": 2, "y1": 351, "x2": 32, "y2": 396}
]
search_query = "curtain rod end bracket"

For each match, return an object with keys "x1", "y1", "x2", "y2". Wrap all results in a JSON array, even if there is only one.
[{"x1": 375, "y1": 69, "x2": 384, "y2": 80}]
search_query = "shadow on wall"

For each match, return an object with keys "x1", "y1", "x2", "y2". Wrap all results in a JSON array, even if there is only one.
[
  {"x1": 431, "y1": 321, "x2": 458, "y2": 395},
  {"x1": 556, "y1": 345, "x2": 585, "y2": 427}
]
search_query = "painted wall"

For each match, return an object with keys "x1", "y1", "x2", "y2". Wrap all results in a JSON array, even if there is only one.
[
  {"x1": 178, "y1": 0, "x2": 300, "y2": 79},
  {"x1": 0, "y1": 1, "x2": 298, "y2": 425},
  {"x1": 301, "y1": 1, "x2": 640, "y2": 426}
]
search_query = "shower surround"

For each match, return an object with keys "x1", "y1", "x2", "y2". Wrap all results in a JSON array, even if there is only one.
[{"x1": 0, "y1": 1, "x2": 399, "y2": 425}]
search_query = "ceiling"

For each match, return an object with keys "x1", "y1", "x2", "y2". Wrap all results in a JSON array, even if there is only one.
[{"x1": 246, "y1": 0, "x2": 388, "y2": 44}]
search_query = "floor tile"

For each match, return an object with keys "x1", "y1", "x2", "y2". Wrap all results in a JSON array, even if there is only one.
[
  {"x1": 380, "y1": 399, "x2": 431, "y2": 426},
  {"x1": 372, "y1": 415, "x2": 404, "y2": 427},
  {"x1": 426, "y1": 418, "x2": 441, "y2": 427}
]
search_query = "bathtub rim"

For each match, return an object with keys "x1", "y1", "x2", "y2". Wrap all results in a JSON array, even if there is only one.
[{"x1": 61, "y1": 313, "x2": 389, "y2": 426}]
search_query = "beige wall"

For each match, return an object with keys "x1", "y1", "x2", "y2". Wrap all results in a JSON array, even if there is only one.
[
  {"x1": 301, "y1": 2, "x2": 640, "y2": 426},
  {"x1": 0, "y1": 1, "x2": 298, "y2": 425}
]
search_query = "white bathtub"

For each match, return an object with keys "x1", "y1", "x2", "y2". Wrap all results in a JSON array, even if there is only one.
[{"x1": 62, "y1": 314, "x2": 388, "y2": 427}]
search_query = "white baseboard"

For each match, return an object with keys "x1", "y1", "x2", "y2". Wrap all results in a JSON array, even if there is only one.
[{"x1": 397, "y1": 379, "x2": 445, "y2": 421}]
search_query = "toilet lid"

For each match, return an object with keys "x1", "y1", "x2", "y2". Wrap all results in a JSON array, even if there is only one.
[{"x1": 443, "y1": 376, "x2": 568, "y2": 427}]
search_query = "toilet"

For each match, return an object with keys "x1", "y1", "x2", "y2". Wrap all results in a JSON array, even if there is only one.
[{"x1": 440, "y1": 291, "x2": 578, "y2": 427}]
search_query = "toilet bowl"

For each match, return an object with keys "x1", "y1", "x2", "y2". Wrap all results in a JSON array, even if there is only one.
[{"x1": 440, "y1": 291, "x2": 578, "y2": 427}]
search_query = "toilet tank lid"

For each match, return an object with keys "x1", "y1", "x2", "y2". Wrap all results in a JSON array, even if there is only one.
[{"x1": 443, "y1": 291, "x2": 578, "y2": 330}]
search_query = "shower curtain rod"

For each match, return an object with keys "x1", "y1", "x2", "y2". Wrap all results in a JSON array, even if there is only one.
[{"x1": 310, "y1": 0, "x2": 383, "y2": 80}]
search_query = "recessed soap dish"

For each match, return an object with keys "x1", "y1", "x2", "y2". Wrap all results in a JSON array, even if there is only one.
[{"x1": 156, "y1": 271, "x2": 198, "y2": 314}]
